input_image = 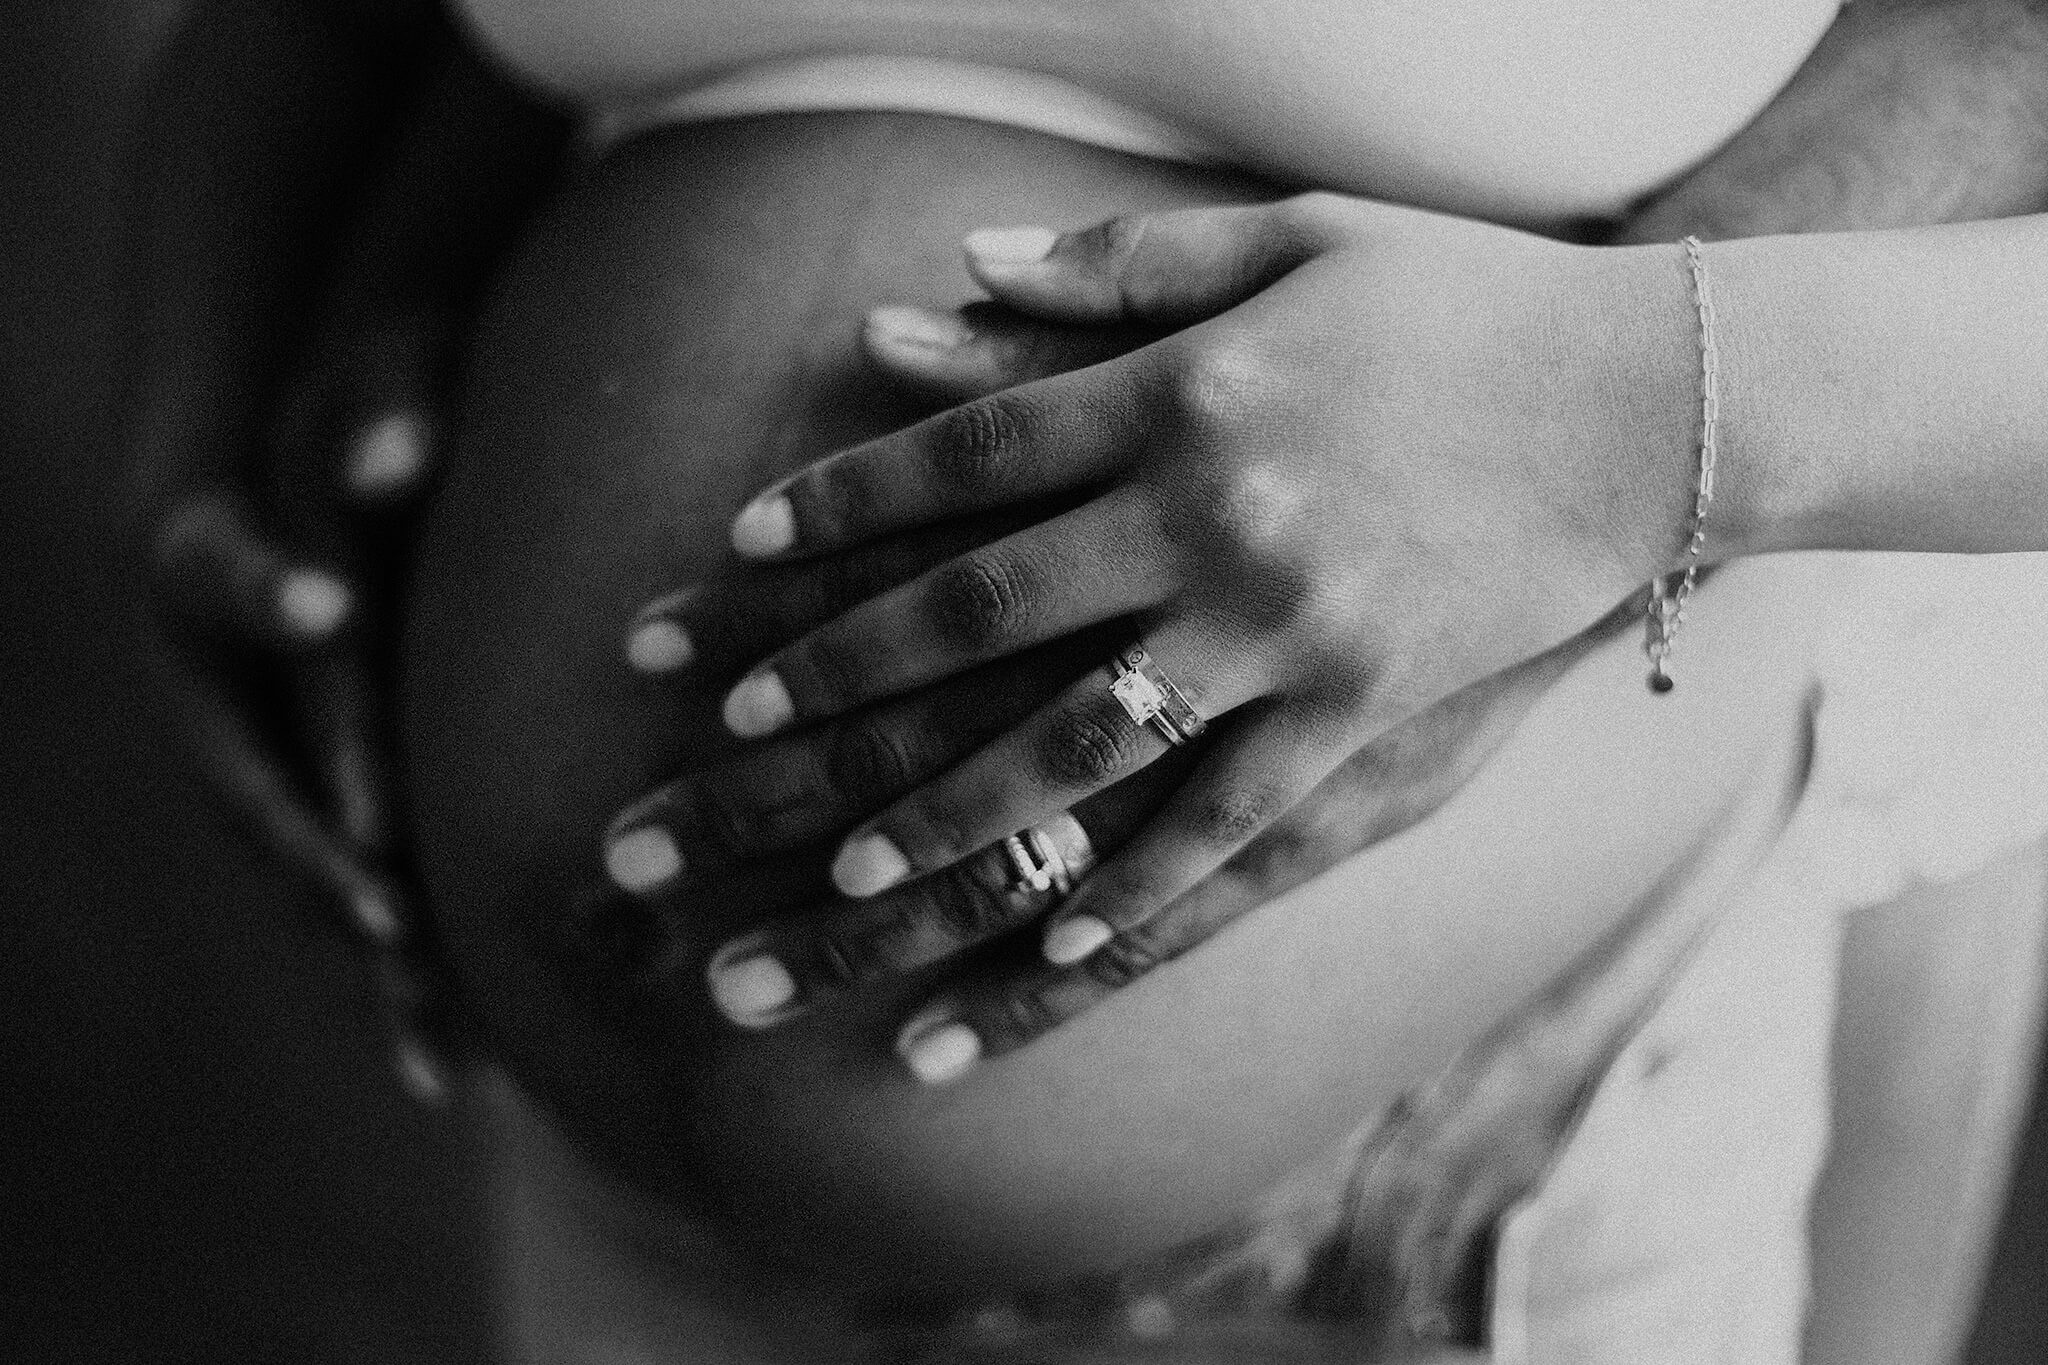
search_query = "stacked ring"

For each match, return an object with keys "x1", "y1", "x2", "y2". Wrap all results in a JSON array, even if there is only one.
[
  {"x1": 1001, "y1": 812, "x2": 1097, "y2": 900},
  {"x1": 1109, "y1": 646, "x2": 1207, "y2": 746}
]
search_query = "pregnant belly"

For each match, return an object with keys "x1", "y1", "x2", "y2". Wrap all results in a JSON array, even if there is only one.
[{"x1": 402, "y1": 113, "x2": 1825, "y2": 1299}]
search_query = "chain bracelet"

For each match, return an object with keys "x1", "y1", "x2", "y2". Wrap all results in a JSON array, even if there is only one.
[{"x1": 1644, "y1": 234, "x2": 1720, "y2": 694}]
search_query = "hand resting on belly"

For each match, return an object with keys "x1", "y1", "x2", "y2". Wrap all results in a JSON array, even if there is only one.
[{"x1": 402, "y1": 113, "x2": 1823, "y2": 1296}]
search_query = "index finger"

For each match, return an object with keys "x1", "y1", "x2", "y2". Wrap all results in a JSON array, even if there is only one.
[{"x1": 727, "y1": 360, "x2": 1148, "y2": 561}]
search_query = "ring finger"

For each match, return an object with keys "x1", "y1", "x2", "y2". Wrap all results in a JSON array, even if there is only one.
[{"x1": 827, "y1": 622, "x2": 1262, "y2": 899}]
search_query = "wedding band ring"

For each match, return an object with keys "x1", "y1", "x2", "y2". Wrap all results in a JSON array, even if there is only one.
[
  {"x1": 1109, "y1": 646, "x2": 1206, "y2": 746},
  {"x1": 1001, "y1": 813, "x2": 1096, "y2": 900}
]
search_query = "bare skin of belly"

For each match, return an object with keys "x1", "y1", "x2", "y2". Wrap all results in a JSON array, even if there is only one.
[{"x1": 401, "y1": 112, "x2": 1826, "y2": 1301}]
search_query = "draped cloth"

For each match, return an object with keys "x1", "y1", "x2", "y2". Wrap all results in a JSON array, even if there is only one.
[{"x1": 905, "y1": 552, "x2": 2048, "y2": 1365}]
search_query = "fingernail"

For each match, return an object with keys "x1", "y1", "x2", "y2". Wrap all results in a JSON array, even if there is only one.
[
  {"x1": 626, "y1": 617, "x2": 694, "y2": 673},
  {"x1": 832, "y1": 832, "x2": 912, "y2": 898},
  {"x1": 897, "y1": 1010, "x2": 982, "y2": 1085},
  {"x1": 278, "y1": 568, "x2": 351, "y2": 639},
  {"x1": 731, "y1": 493, "x2": 795, "y2": 557},
  {"x1": 1042, "y1": 915, "x2": 1113, "y2": 966},
  {"x1": 394, "y1": 1035, "x2": 452, "y2": 1106},
  {"x1": 864, "y1": 305, "x2": 972, "y2": 356},
  {"x1": 965, "y1": 226, "x2": 1058, "y2": 271},
  {"x1": 346, "y1": 410, "x2": 428, "y2": 498},
  {"x1": 348, "y1": 889, "x2": 402, "y2": 948},
  {"x1": 605, "y1": 826, "x2": 682, "y2": 892},
  {"x1": 706, "y1": 941, "x2": 798, "y2": 1026},
  {"x1": 1124, "y1": 1296, "x2": 1176, "y2": 1340},
  {"x1": 722, "y1": 669, "x2": 794, "y2": 737}
]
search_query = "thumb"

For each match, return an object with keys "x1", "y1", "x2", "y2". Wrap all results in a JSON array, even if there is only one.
[{"x1": 961, "y1": 195, "x2": 1344, "y2": 326}]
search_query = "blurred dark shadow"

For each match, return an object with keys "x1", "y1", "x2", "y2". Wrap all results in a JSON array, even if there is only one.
[
  {"x1": 0, "y1": 3, "x2": 490, "y2": 1361},
  {"x1": 0, "y1": 3, "x2": 2039, "y2": 1363}
]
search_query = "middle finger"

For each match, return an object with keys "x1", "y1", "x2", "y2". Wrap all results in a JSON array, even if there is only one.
[{"x1": 719, "y1": 491, "x2": 1169, "y2": 739}]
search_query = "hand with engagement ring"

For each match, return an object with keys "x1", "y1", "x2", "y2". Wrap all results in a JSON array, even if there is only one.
[
  {"x1": 699, "y1": 203, "x2": 1696, "y2": 986},
  {"x1": 591, "y1": 561, "x2": 1588, "y2": 1083},
  {"x1": 596, "y1": 200, "x2": 1680, "y2": 1083}
]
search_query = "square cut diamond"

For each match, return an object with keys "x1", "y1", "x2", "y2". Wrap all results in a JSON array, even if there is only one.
[{"x1": 1112, "y1": 668, "x2": 1166, "y2": 721}]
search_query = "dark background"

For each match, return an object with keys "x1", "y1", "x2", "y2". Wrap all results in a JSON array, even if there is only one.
[
  {"x1": 0, "y1": 3, "x2": 2042, "y2": 1361},
  {"x1": 0, "y1": 3, "x2": 487, "y2": 1360}
]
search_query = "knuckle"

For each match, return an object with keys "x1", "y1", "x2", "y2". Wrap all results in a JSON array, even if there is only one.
[
  {"x1": 824, "y1": 719, "x2": 922, "y2": 804},
  {"x1": 927, "y1": 395, "x2": 1032, "y2": 492},
  {"x1": 688, "y1": 787, "x2": 762, "y2": 859},
  {"x1": 1191, "y1": 782, "x2": 1285, "y2": 847},
  {"x1": 924, "y1": 863, "x2": 1024, "y2": 944},
  {"x1": 925, "y1": 550, "x2": 1037, "y2": 655},
  {"x1": 896, "y1": 794, "x2": 975, "y2": 870},
  {"x1": 813, "y1": 910, "x2": 916, "y2": 988},
  {"x1": 1034, "y1": 695, "x2": 1145, "y2": 790},
  {"x1": 1210, "y1": 461, "x2": 1300, "y2": 553},
  {"x1": 1224, "y1": 813, "x2": 1316, "y2": 885},
  {"x1": 1069, "y1": 213, "x2": 1154, "y2": 303},
  {"x1": 807, "y1": 454, "x2": 893, "y2": 547},
  {"x1": 1196, "y1": 466, "x2": 1315, "y2": 600},
  {"x1": 1168, "y1": 335, "x2": 1270, "y2": 440},
  {"x1": 1074, "y1": 212, "x2": 1149, "y2": 266}
]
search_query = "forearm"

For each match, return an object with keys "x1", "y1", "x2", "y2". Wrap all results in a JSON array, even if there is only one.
[
  {"x1": 1617, "y1": 0, "x2": 2048, "y2": 243},
  {"x1": 1705, "y1": 215, "x2": 2048, "y2": 559},
  {"x1": 1600, "y1": 0, "x2": 2048, "y2": 561}
]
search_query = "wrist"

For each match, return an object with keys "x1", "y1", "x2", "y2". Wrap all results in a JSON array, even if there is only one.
[
  {"x1": 1565, "y1": 241, "x2": 1714, "y2": 583},
  {"x1": 1629, "y1": 234, "x2": 1809, "y2": 568}
]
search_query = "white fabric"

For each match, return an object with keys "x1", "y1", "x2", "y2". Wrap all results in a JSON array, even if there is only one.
[
  {"x1": 455, "y1": 0, "x2": 1843, "y2": 221},
  {"x1": 1491, "y1": 552, "x2": 2048, "y2": 1364},
  {"x1": 586, "y1": 55, "x2": 1234, "y2": 163}
]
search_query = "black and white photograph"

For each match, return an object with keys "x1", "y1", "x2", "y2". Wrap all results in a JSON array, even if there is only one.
[{"x1": 6, "y1": 1, "x2": 2048, "y2": 1360}]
